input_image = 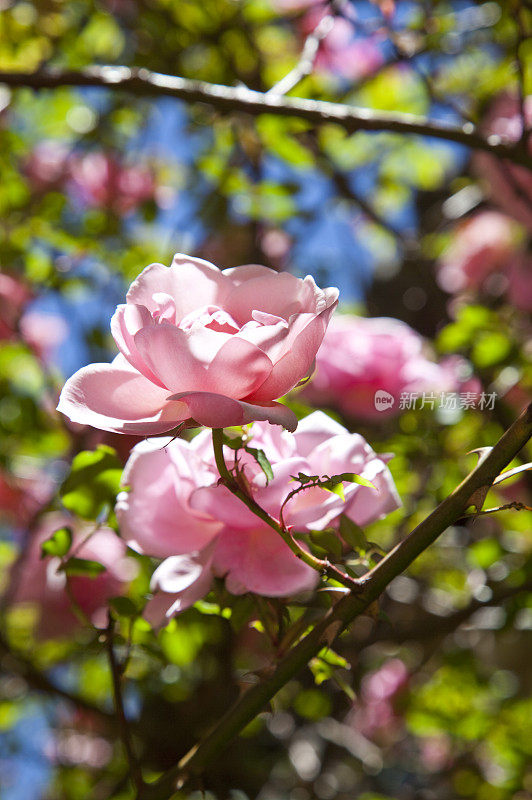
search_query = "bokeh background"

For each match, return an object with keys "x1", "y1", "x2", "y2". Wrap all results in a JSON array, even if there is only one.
[{"x1": 0, "y1": 1, "x2": 531, "y2": 799}]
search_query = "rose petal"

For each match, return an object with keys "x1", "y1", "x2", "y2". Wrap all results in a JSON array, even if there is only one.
[
  {"x1": 168, "y1": 391, "x2": 298, "y2": 431},
  {"x1": 116, "y1": 439, "x2": 222, "y2": 558},
  {"x1": 57, "y1": 356, "x2": 188, "y2": 434},
  {"x1": 126, "y1": 255, "x2": 230, "y2": 319},
  {"x1": 213, "y1": 524, "x2": 317, "y2": 596},
  {"x1": 249, "y1": 303, "x2": 337, "y2": 402},
  {"x1": 110, "y1": 303, "x2": 163, "y2": 385}
]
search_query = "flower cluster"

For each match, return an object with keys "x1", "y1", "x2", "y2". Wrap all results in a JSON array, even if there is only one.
[
  {"x1": 54, "y1": 254, "x2": 403, "y2": 628},
  {"x1": 116, "y1": 412, "x2": 400, "y2": 626}
]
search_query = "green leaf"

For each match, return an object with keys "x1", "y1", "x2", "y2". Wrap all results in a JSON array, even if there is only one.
[
  {"x1": 339, "y1": 516, "x2": 369, "y2": 552},
  {"x1": 321, "y1": 480, "x2": 345, "y2": 500},
  {"x1": 331, "y1": 472, "x2": 376, "y2": 490},
  {"x1": 309, "y1": 529, "x2": 343, "y2": 559},
  {"x1": 40, "y1": 526, "x2": 73, "y2": 559},
  {"x1": 109, "y1": 597, "x2": 138, "y2": 617},
  {"x1": 222, "y1": 432, "x2": 245, "y2": 450},
  {"x1": 245, "y1": 446, "x2": 274, "y2": 483},
  {"x1": 60, "y1": 445, "x2": 123, "y2": 520},
  {"x1": 62, "y1": 557, "x2": 106, "y2": 578}
]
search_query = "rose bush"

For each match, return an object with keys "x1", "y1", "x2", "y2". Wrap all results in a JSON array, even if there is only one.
[
  {"x1": 116, "y1": 411, "x2": 401, "y2": 625},
  {"x1": 301, "y1": 315, "x2": 477, "y2": 420},
  {"x1": 58, "y1": 254, "x2": 338, "y2": 434}
]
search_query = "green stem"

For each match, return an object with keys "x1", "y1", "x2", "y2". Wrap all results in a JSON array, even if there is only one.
[
  {"x1": 211, "y1": 429, "x2": 361, "y2": 591},
  {"x1": 143, "y1": 403, "x2": 532, "y2": 799}
]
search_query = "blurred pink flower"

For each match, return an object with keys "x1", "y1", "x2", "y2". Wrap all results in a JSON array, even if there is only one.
[
  {"x1": 474, "y1": 93, "x2": 532, "y2": 231},
  {"x1": 437, "y1": 211, "x2": 524, "y2": 293},
  {"x1": 299, "y1": 7, "x2": 384, "y2": 81},
  {"x1": 116, "y1": 411, "x2": 400, "y2": 625},
  {"x1": 302, "y1": 315, "x2": 476, "y2": 420},
  {"x1": 7, "y1": 515, "x2": 133, "y2": 639},
  {"x1": 0, "y1": 469, "x2": 53, "y2": 527},
  {"x1": 20, "y1": 310, "x2": 69, "y2": 362},
  {"x1": 438, "y1": 211, "x2": 532, "y2": 311},
  {"x1": 507, "y1": 252, "x2": 532, "y2": 312},
  {"x1": 349, "y1": 658, "x2": 409, "y2": 741},
  {"x1": 0, "y1": 272, "x2": 32, "y2": 340},
  {"x1": 57, "y1": 254, "x2": 338, "y2": 434},
  {"x1": 68, "y1": 152, "x2": 156, "y2": 214},
  {"x1": 24, "y1": 141, "x2": 70, "y2": 192}
]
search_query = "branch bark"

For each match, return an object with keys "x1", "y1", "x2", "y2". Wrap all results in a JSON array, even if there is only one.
[
  {"x1": 142, "y1": 402, "x2": 532, "y2": 799},
  {"x1": 1, "y1": 67, "x2": 531, "y2": 167}
]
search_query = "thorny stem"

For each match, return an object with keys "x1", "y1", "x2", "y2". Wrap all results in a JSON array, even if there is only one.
[{"x1": 211, "y1": 429, "x2": 362, "y2": 592}]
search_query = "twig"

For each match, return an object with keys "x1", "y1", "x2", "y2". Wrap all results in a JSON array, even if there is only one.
[
  {"x1": 211, "y1": 429, "x2": 362, "y2": 592},
  {"x1": 140, "y1": 404, "x2": 532, "y2": 799},
  {"x1": 105, "y1": 615, "x2": 144, "y2": 795},
  {"x1": 514, "y1": 1, "x2": 530, "y2": 147},
  {"x1": 0, "y1": 67, "x2": 530, "y2": 166},
  {"x1": 267, "y1": 12, "x2": 335, "y2": 96}
]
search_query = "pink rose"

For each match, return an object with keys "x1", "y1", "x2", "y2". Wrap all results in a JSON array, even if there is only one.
[
  {"x1": 0, "y1": 272, "x2": 32, "y2": 340},
  {"x1": 6, "y1": 515, "x2": 133, "y2": 639},
  {"x1": 507, "y1": 252, "x2": 532, "y2": 312},
  {"x1": 20, "y1": 310, "x2": 68, "y2": 362},
  {"x1": 473, "y1": 93, "x2": 532, "y2": 231},
  {"x1": 116, "y1": 411, "x2": 400, "y2": 625},
  {"x1": 58, "y1": 254, "x2": 338, "y2": 434},
  {"x1": 69, "y1": 152, "x2": 156, "y2": 214},
  {"x1": 302, "y1": 315, "x2": 471, "y2": 420},
  {"x1": 24, "y1": 141, "x2": 70, "y2": 192},
  {"x1": 437, "y1": 211, "x2": 524, "y2": 294}
]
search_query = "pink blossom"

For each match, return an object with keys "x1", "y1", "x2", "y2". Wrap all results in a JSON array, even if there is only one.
[
  {"x1": 474, "y1": 93, "x2": 532, "y2": 231},
  {"x1": 295, "y1": 7, "x2": 384, "y2": 81},
  {"x1": 0, "y1": 272, "x2": 32, "y2": 340},
  {"x1": 437, "y1": 211, "x2": 524, "y2": 294},
  {"x1": 57, "y1": 254, "x2": 338, "y2": 434},
  {"x1": 20, "y1": 310, "x2": 69, "y2": 362},
  {"x1": 6, "y1": 515, "x2": 133, "y2": 639},
  {"x1": 507, "y1": 252, "x2": 532, "y2": 312},
  {"x1": 302, "y1": 315, "x2": 473, "y2": 420},
  {"x1": 348, "y1": 658, "x2": 409, "y2": 741},
  {"x1": 116, "y1": 411, "x2": 400, "y2": 625},
  {"x1": 68, "y1": 152, "x2": 156, "y2": 214},
  {"x1": 24, "y1": 141, "x2": 70, "y2": 192},
  {"x1": 0, "y1": 469, "x2": 53, "y2": 527}
]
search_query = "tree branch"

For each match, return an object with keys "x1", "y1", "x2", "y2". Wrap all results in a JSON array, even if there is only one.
[
  {"x1": 1, "y1": 67, "x2": 531, "y2": 166},
  {"x1": 143, "y1": 403, "x2": 532, "y2": 799}
]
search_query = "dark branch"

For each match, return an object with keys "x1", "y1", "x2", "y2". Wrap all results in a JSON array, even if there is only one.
[
  {"x1": 1, "y1": 67, "x2": 531, "y2": 167},
  {"x1": 105, "y1": 616, "x2": 144, "y2": 795}
]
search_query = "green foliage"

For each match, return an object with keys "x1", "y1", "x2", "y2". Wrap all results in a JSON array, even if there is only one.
[
  {"x1": 40, "y1": 526, "x2": 73, "y2": 559},
  {"x1": 60, "y1": 446, "x2": 123, "y2": 520}
]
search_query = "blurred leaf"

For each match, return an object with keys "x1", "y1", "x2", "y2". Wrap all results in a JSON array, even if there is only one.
[
  {"x1": 62, "y1": 557, "x2": 106, "y2": 578},
  {"x1": 40, "y1": 526, "x2": 73, "y2": 559},
  {"x1": 60, "y1": 445, "x2": 123, "y2": 520}
]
